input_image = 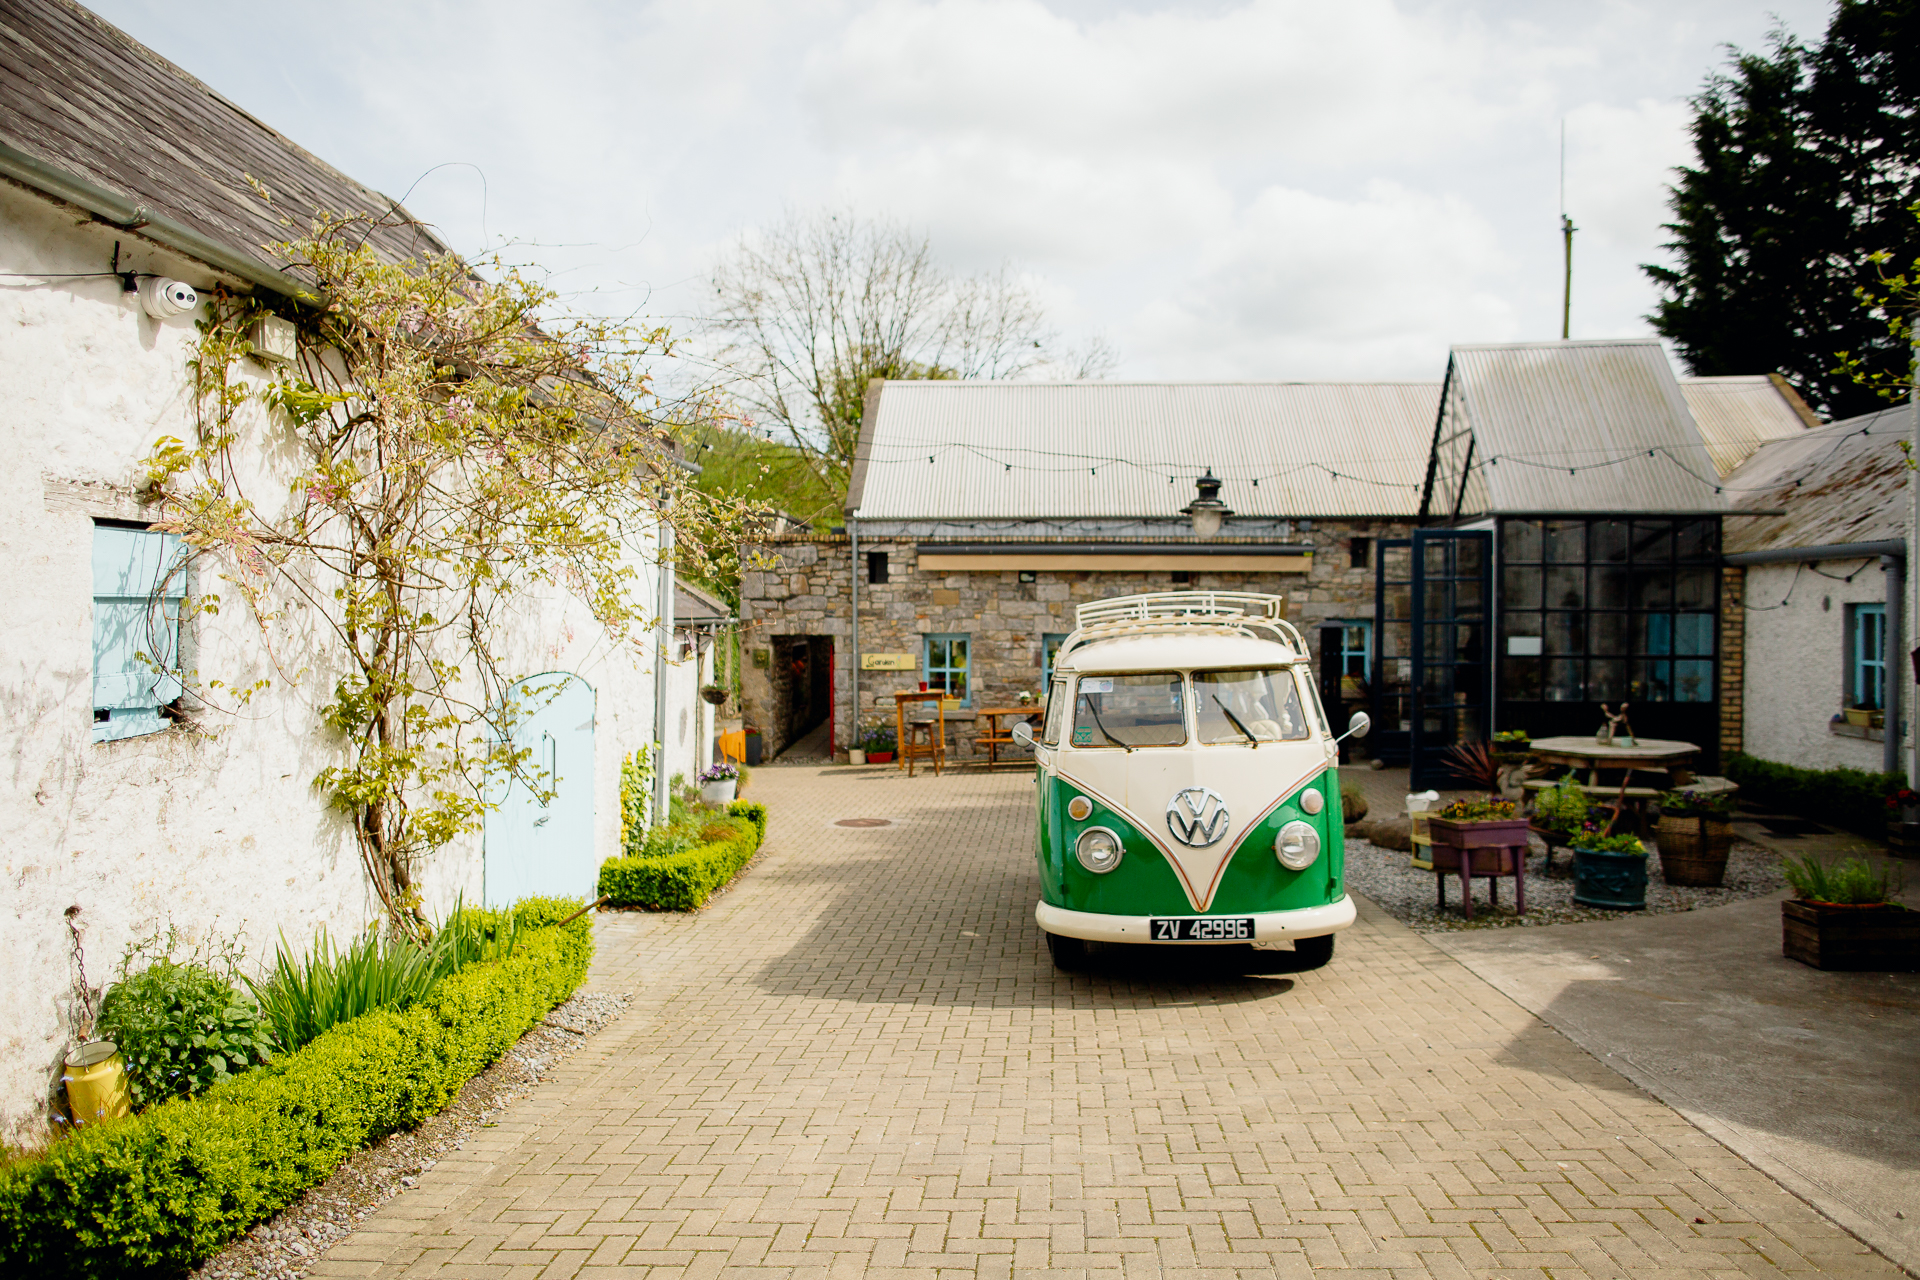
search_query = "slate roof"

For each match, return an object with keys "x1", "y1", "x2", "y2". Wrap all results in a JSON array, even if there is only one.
[
  {"x1": 1723, "y1": 404, "x2": 1911, "y2": 555},
  {"x1": 0, "y1": 0, "x2": 446, "y2": 293}
]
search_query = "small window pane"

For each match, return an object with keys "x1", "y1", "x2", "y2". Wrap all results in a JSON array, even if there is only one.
[
  {"x1": 1634, "y1": 570, "x2": 1673, "y2": 610},
  {"x1": 1502, "y1": 657, "x2": 1542, "y2": 700},
  {"x1": 1674, "y1": 613, "x2": 1713, "y2": 656},
  {"x1": 1545, "y1": 612, "x2": 1584, "y2": 655},
  {"x1": 1637, "y1": 613, "x2": 1673, "y2": 656},
  {"x1": 1457, "y1": 537, "x2": 1485, "y2": 575},
  {"x1": 1674, "y1": 659, "x2": 1713, "y2": 702},
  {"x1": 1546, "y1": 659, "x2": 1584, "y2": 702},
  {"x1": 1590, "y1": 612, "x2": 1629, "y2": 656},
  {"x1": 1675, "y1": 566, "x2": 1715, "y2": 610},
  {"x1": 1675, "y1": 520, "x2": 1717, "y2": 561},
  {"x1": 1633, "y1": 660, "x2": 1672, "y2": 701},
  {"x1": 1042, "y1": 681, "x2": 1066, "y2": 745},
  {"x1": 1589, "y1": 659, "x2": 1627, "y2": 701},
  {"x1": 1592, "y1": 520, "x2": 1629, "y2": 563},
  {"x1": 1592, "y1": 567, "x2": 1629, "y2": 609},
  {"x1": 1634, "y1": 521, "x2": 1674, "y2": 563},
  {"x1": 1072, "y1": 672, "x2": 1186, "y2": 748},
  {"x1": 1383, "y1": 544, "x2": 1412, "y2": 581},
  {"x1": 1546, "y1": 521, "x2": 1586, "y2": 563},
  {"x1": 1546, "y1": 566, "x2": 1585, "y2": 609},
  {"x1": 1455, "y1": 578, "x2": 1486, "y2": 614},
  {"x1": 1454, "y1": 624, "x2": 1485, "y2": 661},
  {"x1": 1503, "y1": 566, "x2": 1542, "y2": 609},
  {"x1": 1384, "y1": 585, "x2": 1412, "y2": 621},
  {"x1": 1503, "y1": 520, "x2": 1543, "y2": 563},
  {"x1": 1194, "y1": 669, "x2": 1309, "y2": 744}
]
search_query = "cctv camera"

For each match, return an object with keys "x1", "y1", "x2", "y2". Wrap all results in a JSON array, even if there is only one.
[{"x1": 137, "y1": 277, "x2": 198, "y2": 319}]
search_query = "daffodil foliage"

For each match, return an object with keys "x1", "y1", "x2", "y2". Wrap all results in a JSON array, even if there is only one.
[{"x1": 147, "y1": 211, "x2": 746, "y2": 935}]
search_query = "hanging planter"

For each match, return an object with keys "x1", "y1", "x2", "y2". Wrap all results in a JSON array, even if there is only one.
[
  {"x1": 63, "y1": 1040, "x2": 129, "y2": 1126},
  {"x1": 700, "y1": 684, "x2": 729, "y2": 706}
]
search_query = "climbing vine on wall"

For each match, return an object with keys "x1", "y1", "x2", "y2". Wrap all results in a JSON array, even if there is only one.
[{"x1": 146, "y1": 208, "x2": 748, "y2": 936}]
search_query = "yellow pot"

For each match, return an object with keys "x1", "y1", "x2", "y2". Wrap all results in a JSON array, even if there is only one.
[{"x1": 64, "y1": 1041, "x2": 130, "y2": 1126}]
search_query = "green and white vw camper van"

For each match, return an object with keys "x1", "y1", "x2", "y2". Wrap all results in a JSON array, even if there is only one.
[{"x1": 1015, "y1": 592, "x2": 1368, "y2": 972}]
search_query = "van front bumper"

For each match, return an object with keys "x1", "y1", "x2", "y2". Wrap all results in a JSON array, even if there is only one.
[{"x1": 1034, "y1": 895, "x2": 1356, "y2": 945}]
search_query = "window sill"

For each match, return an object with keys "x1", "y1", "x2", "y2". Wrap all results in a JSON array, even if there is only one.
[{"x1": 1828, "y1": 716, "x2": 1884, "y2": 742}]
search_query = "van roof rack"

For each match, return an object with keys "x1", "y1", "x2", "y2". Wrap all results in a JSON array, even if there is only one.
[{"x1": 1062, "y1": 592, "x2": 1306, "y2": 660}]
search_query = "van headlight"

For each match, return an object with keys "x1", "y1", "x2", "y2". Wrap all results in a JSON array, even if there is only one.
[
  {"x1": 1275, "y1": 820, "x2": 1321, "y2": 870},
  {"x1": 1075, "y1": 827, "x2": 1124, "y2": 873}
]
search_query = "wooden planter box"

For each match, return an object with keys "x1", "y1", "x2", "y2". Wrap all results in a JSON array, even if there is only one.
[
  {"x1": 1428, "y1": 816, "x2": 1531, "y2": 873},
  {"x1": 1782, "y1": 900, "x2": 1920, "y2": 971},
  {"x1": 1654, "y1": 814, "x2": 1734, "y2": 887}
]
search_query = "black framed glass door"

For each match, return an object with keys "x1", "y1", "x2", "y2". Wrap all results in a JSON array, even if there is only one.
[
  {"x1": 1371, "y1": 539, "x2": 1413, "y2": 767},
  {"x1": 1411, "y1": 529, "x2": 1492, "y2": 788}
]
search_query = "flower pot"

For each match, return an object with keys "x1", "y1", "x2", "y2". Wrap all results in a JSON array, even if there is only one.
[
  {"x1": 744, "y1": 731, "x2": 762, "y2": 765},
  {"x1": 1572, "y1": 847, "x2": 1649, "y2": 909},
  {"x1": 1427, "y1": 816, "x2": 1530, "y2": 873},
  {"x1": 1887, "y1": 818, "x2": 1920, "y2": 858},
  {"x1": 1782, "y1": 900, "x2": 1920, "y2": 971},
  {"x1": 1845, "y1": 707, "x2": 1872, "y2": 727},
  {"x1": 1654, "y1": 814, "x2": 1734, "y2": 887},
  {"x1": 868, "y1": 751, "x2": 894, "y2": 764},
  {"x1": 63, "y1": 1041, "x2": 129, "y2": 1126},
  {"x1": 700, "y1": 780, "x2": 737, "y2": 805},
  {"x1": 849, "y1": 748, "x2": 866, "y2": 765}
]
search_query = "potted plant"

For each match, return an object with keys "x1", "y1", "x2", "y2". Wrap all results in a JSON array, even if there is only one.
[
  {"x1": 1428, "y1": 795, "x2": 1530, "y2": 869},
  {"x1": 697, "y1": 762, "x2": 740, "y2": 805},
  {"x1": 1781, "y1": 855, "x2": 1918, "y2": 970},
  {"x1": 744, "y1": 725, "x2": 763, "y2": 765},
  {"x1": 1528, "y1": 774, "x2": 1591, "y2": 870},
  {"x1": 1571, "y1": 822, "x2": 1650, "y2": 909},
  {"x1": 700, "y1": 683, "x2": 729, "y2": 706},
  {"x1": 1655, "y1": 789, "x2": 1737, "y2": 886},
  {"x1": 861, "y1": 723, "x2": 896, "y2": 765},
  {"x1": 1016, "y1": 689, "x2": 1035, "y2": 707},
  {"x1": 1886, "y1": 787, "x2": 1920, "y2": 856}
]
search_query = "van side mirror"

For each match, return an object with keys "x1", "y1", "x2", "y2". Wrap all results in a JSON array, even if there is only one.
[
  {"x1": 1012, "y1": 721, "x2": 1035, "y2": 749},
  {"x1": 1339, "y1": 711, "x2": 1371, "y2": 742}
]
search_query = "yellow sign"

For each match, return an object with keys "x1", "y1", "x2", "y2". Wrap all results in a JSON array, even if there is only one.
[{"x1": 861, "y1": 653, "x2": 917, "y2": 671}]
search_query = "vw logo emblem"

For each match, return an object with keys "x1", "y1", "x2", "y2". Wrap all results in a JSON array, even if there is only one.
[{"x1": 1166, "y1": 786, "x2": 1230, "y2": 847}]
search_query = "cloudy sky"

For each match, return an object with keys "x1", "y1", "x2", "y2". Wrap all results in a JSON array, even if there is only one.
[{"x1": 97, "y1": 0, "x2": 1833, "y2": 381}]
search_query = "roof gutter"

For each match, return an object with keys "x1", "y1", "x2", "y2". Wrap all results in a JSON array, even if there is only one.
[
  {"x1": 1723, "y1": 539, "x2": 1905, "y2": 565},
  {"x1": 0, "y1": 137, "x2": 307, "y2": 299}
]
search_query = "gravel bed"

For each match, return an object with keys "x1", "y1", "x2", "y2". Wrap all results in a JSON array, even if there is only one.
[
  {"x1": 190, "y1": 990, "x2": 630, "y2": 1280},
  {"x1": 1345, "y1": 835, "x2": 1788, "y2": 932}
]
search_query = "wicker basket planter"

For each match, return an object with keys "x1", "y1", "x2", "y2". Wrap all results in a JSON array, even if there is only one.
[
  {"x1": 1654, "y1": 814, "x2": 1735, "y2": 887},
  {"x1": 1782, "y1": 900, "x2": 1920, "y2": 971}
]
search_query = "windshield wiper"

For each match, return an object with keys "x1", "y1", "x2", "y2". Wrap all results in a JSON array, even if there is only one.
[
  {"x1": 1212, "y1": 695, "x2": 1260, "y2": 747},
  {"x1": 1083, "y1": 699, "x2": 1133, "y2": 752}
]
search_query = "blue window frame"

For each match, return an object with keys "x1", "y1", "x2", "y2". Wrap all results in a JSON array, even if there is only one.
[
  {"x1": 1042, "y1": 632, "x2": 1069, "y2": 687},
  {"x1": 924, "y1": 633, "x2": 972, "y2": 706},
  {"x1": 93, "y1": 524, "x2": 186, "y2": 742},
  {"x1": 1331, "y1": 620, "x2": 1372, "y2": 683},
  {"x1": 1848, "y1": 602, "x2": 1886, "y2": 710}
]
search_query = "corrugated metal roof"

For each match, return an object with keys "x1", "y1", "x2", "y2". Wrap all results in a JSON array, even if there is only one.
[
  {"x1": 849, "y1": 380, "x2": 1441, "y2": 520},
  {"x1": 1680, "y1": 375, "x2": 1817, "y2": 476},
  {"x1": 1723, "y1": 404, "x2": 1910, "y2": 554},
  {"x1": 1440, "y1": 340, "x2": 1729, "y2": 516}
]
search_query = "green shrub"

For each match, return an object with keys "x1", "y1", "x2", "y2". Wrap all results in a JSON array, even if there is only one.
[
  {"x1": 599, "y1": 799, "x2": 768, "y2": 910},
  {"x1": 1782, "y1": 854, "x2": 1904, "y2": 904},
  {"x1": 1725, "y1": 752, "x2": 1904, "y2": 837},
  {"x1": 1532, "y1": 775, "x2": 1591, "y2": 831},
  {"x1": 97, "y1": 963, "x2": 274, "y2": 1111},
  {"x1": 0, "y1": 905, "x2": 592, "y2": 1278}
]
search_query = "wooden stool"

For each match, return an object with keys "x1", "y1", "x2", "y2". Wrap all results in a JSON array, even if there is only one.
[{"x1": 902, "y1": 718, "x2": 944, "y2": 776}]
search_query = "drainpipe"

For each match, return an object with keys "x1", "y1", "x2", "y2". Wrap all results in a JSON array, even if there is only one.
[
  {"x1": 1887, "y1": 553, "x2": 1905, "y2": 779},
  {"x1": 653, "y1": 522, "x2": 674, "y2": 825},
  {"x1": 850, "y1": 516, "x2": 861, "y2": 755}
]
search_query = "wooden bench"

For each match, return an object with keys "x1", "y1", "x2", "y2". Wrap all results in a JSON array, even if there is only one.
[{"x1": 1521, "y1": 779, "x2": 1662, "y2": 800}]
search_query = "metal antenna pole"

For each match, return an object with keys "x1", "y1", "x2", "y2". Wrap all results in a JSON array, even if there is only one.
[{"x1": 1560, "y1": 121, "x2": 1574, "y2": 341}]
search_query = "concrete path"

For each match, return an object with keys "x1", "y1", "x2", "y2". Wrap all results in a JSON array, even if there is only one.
[
  {"x1": 314, "y1": 766, "x2": 1902, "y2": 1279},
  {"x1": 1434, "y1": 879, "x2": 1920, "y2": 1273}
]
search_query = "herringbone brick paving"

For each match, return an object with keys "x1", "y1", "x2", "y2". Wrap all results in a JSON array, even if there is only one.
[{"x1": 311, "y1": 765, "x2": 1898, "y2": 1279}]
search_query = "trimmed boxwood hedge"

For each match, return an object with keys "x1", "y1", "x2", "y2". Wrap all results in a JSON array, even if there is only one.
[
  {"x1": 0, "y1": 897, "x2": 593, "y2": 1279},
  {"x1": 599, "y1": 800, "x2": 768, "y2": 910},
  {"x1": 1725, "y1": 752, "x2": 1905, "y2": 838}
]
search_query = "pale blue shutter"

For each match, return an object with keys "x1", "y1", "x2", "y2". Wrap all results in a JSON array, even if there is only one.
[{"x1": 92, "y1": 527, "x2": 185, "y2": 742}]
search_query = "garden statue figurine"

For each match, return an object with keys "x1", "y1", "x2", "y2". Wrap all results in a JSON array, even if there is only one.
[{"x1": 1596, "y1": 702, "x2": 1634, "y2": 748}]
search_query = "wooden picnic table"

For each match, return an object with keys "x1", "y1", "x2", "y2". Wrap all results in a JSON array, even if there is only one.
[
  {"x1": 976, "y1": 706, "x2": 1041, "y2": 767},
  {"x1": 1523, "y1": 735, "x2": 1701, "y2": 833}
]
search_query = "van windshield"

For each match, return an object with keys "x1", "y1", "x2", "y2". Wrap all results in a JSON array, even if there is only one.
[
  {"x1": 1194, "y1": 668, "x2": 1310, "y2": 744},
  {"x1": 1072, "y1": 672, "x2": 1186, "y2": 748}
]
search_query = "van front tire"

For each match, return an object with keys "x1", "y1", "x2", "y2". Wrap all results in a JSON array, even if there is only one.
[
  {"x1": 1287, "y1": 934, "x2": 1335, "y2": 971},
  {"x1": 1045, "y1": 931, "x2": 1088, "y2": 972}
]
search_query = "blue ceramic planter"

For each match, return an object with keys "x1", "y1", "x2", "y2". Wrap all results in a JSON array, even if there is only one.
[{"x1": 1571, "y1": 847, "x2": 1649, "y2": 910}]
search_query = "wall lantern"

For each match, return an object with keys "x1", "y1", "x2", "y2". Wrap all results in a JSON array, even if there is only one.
[{"x1": 1180, "y1": 468, "x2": 1232, "y2": 539}]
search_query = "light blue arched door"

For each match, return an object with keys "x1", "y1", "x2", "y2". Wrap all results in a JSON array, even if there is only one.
[{"x1": 484, "y1": 673, "x2": 596, "y2": 908}]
